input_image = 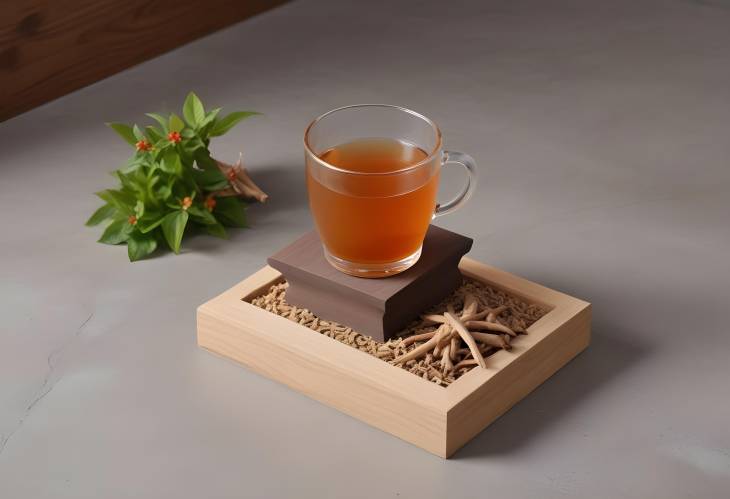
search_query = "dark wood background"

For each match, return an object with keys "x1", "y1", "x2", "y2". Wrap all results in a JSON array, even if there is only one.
[{"x1": 0, "y1": 0, "x2": 287, "y2": 121}]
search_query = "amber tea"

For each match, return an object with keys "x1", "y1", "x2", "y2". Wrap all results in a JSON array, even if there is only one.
[{"x1": 307, "y1": 138, "x2": 439, "y2": 266}]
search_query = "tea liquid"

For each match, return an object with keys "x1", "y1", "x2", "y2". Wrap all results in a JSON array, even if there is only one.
[{"x1": 307, "y1": 138, "x2": 439, "y2": 264}]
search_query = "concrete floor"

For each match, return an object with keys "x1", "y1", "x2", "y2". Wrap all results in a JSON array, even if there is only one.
[{"x1": 1, "y1": 0, "x2": 729, "y2": 497}]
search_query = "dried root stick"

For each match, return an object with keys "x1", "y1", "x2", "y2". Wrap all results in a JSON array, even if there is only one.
[
  {"x1": 401, "y1": 331, "x2": 436, "y2": 347},
  {"x1": 461, "y1": 309, "x2": 488, "y2": 322},
  {"x1": 464, "y1": 320, "x2": 516, "y2": 337},
  {"x1": 449, "y1": 336, "x2": 459, "y2": 361},
  {"x1": 393, "y1": 326, "x2": 448, "y2": 364},
  {"x1": 512, "y1": 324, "x2": 527, "y2": 334},
  {"x1": 215, "y1": 156, "x2": 269, "y2": 202},
  {"x1": 441, "y1": 344, "x2": 453, "y2": 371},
  {"x1": 437, "y1": 328, "x2": 455, "y2": 349},
  {"x1": 461, "y1": 293, "x2": 479, "y2": 318},
  {"x1": 486, "y1": 305, "x2": 508, "y2": 323},
  {"x1": 444, "y1": 312, "x2": 487, "y2": 369},
  {"x1": 470, "y1": 331, "x2": 511, "y2": 350},
  {"x1": 421, "y1": 314, "x2": 446, "y2": 325},
  {"x1": 463, "y1": 306, "x2": 507, "y2": 323},
  {"x1": 454, "y1": 358, "x2": 479, "y2": 370}
]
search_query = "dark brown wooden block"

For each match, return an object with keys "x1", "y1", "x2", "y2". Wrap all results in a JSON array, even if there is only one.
[{"x1": 267, "y1": 225, "x2": 473, "y2": 342}]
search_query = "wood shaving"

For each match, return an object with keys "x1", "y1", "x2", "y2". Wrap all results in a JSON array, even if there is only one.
[{"x1": 248, "y1": 277, "x2": 547, "y2": 387}]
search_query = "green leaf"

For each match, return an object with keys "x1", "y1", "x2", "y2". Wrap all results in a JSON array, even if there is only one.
[
  {"x1": 136, "y1": 211, "x2": 165, "y2": 233},
  {"x1": 169, "y1": 113, "x2": 185, "y2": 133},
  {"x1": 152, "y1": 139, "x2": 172, "y2": 153},
  {"x1": 107, "y1": 123, "x2": 137, "y2": 145},
  {"x1": 98, "y1": 219, "x2": 133, "y2": 245},
  {"x1": 121, "y1": 156, "x2": 147, "y2": 173},
  {"x1": 209, "y1": 111, "x2": 259, "y2": 137},
  {"x1": 96, "y1": 189, "x2": 135, "y2": 215},
  {"x1": 146, "y1": 113, "x2": 169, "y2": 132},
  {"x1": 194, "y1": 149, "x2": 217, "y2": 170},
  {"x1": 145, "y1": 125, "x2": 163, "y2": 142},
  {"x1": 114, "y1": 170, "x2": 151, "y2": 204},
  {"x1": 115, "y1": 170, "x2": 135, "y2": 192},
  {"x1": 205, "y1": 222, "x2": 228, "y2": 239},
  {"x1": 119, "y1": 163, "x2": 142, "y2": 175},
  {"x1": 134, "y1": 200, "x2": 145, "y2": 217},
  {"x1": 156, "y1": 184, "x2": 172, "y2": 200},
  {"x1": 198, "y1": 107, "x2": 221, "y2": 134},
  {"x1": 183, "y1": 92, "x2": 205, "y2": 127},
  {"x1": 132, "y1": 125, "x2": 145, "y2": 141},
  {"x1": 188, "y1": 205, "x2": 217, "y2": 225},
  {"x1": 127, "y1": 231, "x2": 158, "y2": 261},
  {"x1": 159, "y1": 148, "x2": 182, "y2": 174},
  {"x1": 193, "y1": 168, "x2": 229, "y2": 191},
  {"x1": 147, "y1": 173, "x2": 160, "y2": 193},
  {"x1": 176, "y1": 147, "x2": 195, "y2": 170},
  {"x1": 214, "y1": 197, "x2": 247, "y2": 228},
  {"x1": 86, "y1": 203, "x2": 116, "y2": 226},
  {"x1": 161, "y1": 210, "x2": 189, "y2": 254},
  {"x1": 182, "y1": 136, "x2": 205, "y2": 154}
]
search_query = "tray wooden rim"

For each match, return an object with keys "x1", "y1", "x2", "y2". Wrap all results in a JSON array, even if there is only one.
[{"x1": 197, "y1": 257, "x2": 591, "y2": 457}]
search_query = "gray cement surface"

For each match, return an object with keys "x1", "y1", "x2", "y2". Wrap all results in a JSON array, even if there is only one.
[{"x1": 1, "y1": 0, "x2": 729, "y2": 497}]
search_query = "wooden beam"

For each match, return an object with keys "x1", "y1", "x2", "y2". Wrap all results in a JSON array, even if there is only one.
[{"x1": 0, "y1": 0, "x2": 287, "y2": 121}]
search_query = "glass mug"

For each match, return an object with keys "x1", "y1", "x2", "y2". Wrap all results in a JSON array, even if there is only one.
[{"x1": 304, "y1": 104, "x2": 477, "y2": 278}]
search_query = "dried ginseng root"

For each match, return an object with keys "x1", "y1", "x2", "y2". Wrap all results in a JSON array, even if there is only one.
[{"x1": 250, "y1": 279, "x2": 545, "y2": 386}]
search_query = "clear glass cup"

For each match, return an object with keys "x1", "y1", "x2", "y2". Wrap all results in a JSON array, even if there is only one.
[{"x1": 304, "y1": 104, "x2": 477, "y2": 278}]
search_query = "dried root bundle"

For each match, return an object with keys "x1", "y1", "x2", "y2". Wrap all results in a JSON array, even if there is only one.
[
  {"x1": 249, "y1": 278, "x2": 546, "y2": 386},
  {"x1": 215, "y1": 155, "x2": 269, "y2": 203}
]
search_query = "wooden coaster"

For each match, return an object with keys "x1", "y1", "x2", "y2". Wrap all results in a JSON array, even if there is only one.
[{"x1": 267, "y1": 225, "x2": 473, "y2": 342}]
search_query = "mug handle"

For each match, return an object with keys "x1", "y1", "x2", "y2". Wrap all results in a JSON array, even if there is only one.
[{"x1": 434, "y1": 150, "x2": 478, "y2": 217}]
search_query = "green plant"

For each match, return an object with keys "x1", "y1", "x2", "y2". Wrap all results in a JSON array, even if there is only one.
[{"x1": 86, "y1": 92, "x2": 263, "y2": 261}]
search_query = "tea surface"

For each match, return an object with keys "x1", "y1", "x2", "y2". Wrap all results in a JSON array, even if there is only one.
[
  {"x1": 307, "y1": 138, "x2": 439, "y2": 264},
  {"x1": 319, "y1": 137, "x2": 428, "y2": 173}
]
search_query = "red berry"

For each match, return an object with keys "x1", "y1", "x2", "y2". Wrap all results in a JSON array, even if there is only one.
[{"x1": 168, "y1": 131, "x2": 181, "y2": 143}]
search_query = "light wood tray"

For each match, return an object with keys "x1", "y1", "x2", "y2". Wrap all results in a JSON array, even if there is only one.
[{"x1": 197, "y1": 258, "x2": 591, "y2": 458}]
